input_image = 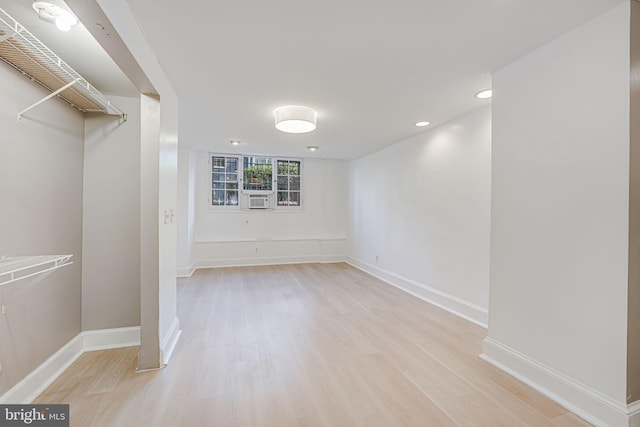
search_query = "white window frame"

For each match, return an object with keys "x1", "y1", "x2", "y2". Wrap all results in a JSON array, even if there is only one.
[
  {"x1": 209, "y1": 154, "x2": 241, "y2": 209},
  {"x1": 209, "y1": 153, "x2": 303, "y2": 210},
  {"x1": 242, "y1": 155, "x2": 275, "y2": 195},
  {"x1": 275, "y1": 158, "x2": 303, "y2": 209}
]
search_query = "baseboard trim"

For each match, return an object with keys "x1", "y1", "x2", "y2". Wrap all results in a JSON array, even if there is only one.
[
  {"x1": 0, "y1": 334, "x2": 84, "y2": 405},
  {"x1": 194, "y1": 254, "x2": 346, "y2": 269},
  {"x1": 83, "y1": 326, "x2": 140, "y2": 351},
  {"x1": 346, "y1": 257, "x2": 488, "y2": 328},
  {"x1": 160, "y1": 318, "x2": 181, "y2": 366},
  {"x1": 0, "y1": 326, "x2": 141, "y2": 404},
  {"x1": 628, "y1": 401, "x2": 640, "y2": 427},
  {"x1": 176, "y1": 264, "x2": 195, "y2": 278},
  {"x1": 481, "y1": 337, "x2": 633, "y2": 427}
]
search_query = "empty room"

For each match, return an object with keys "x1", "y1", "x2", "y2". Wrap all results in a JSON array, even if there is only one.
[{"x1": 0, "y1": 0, "x2": 639, "y2": 426}]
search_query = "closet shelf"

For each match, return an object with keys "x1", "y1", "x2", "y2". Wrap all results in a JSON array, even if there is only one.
[
  {"x1": 0, "y1": 7, "x2": 126, "y2": 120},
  {"x1": 0, "y1": 255, "x2": 73, "y2": 286}
]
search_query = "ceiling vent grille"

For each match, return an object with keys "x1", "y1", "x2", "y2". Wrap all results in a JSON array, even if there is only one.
[{"x1": 0, "y1": 7, "x2": 126, "y2": 120}]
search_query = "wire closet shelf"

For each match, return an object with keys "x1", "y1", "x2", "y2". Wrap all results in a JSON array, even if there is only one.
[
  {"x1": 0, "y1": 7, "x2": 126, "y2": 120},
  {"x1": 0, "y1": 255, "x2": 73, "y2": 286}
]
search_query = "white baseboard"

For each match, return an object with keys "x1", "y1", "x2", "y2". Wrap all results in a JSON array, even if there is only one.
[
  {"x1": 628, "y1": 401, "x2": 640, "y2": 427},
  {"x1": 160, "y1": 318, "x2": 181, "y2": 366},
  {"x1": 0, "y1": 326, "x2": 141, "y2": 404},
  {"x1": 177, "y1": 264, "x2": 195, "y2": 278},
  {"x1": 481, "y1": 337, "x2": 636, "y2": 427},
  {"x1": 82, "y1": 326, "x2": 140, "y2": 351},
  {"x1": 346, "y1": 257, "x2": 488, "y2": 328},
  {"x1": 0, "y1": 334, "x2": 84, "y2": 404},
  {"x1": 194, "y1": 254, "x2": 346, "y2": 269}
]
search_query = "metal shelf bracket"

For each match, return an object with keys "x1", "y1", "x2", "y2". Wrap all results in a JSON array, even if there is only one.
[{"x1": 18, "y1": 77, "x2": 80, "y2": 120}]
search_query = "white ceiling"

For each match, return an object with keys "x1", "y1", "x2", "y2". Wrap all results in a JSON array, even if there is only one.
[
  {"x1": 1, "y1": 0, "x2": 626, "y2": 159},
  {"x1": 124, "y1": 0, "x2": 624, "y2": 159}
]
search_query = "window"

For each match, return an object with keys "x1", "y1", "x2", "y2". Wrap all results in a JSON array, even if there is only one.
[
  {"x1": 210, "y1": 154, "x2": 302, "y2": 209},
  {"x1": 211, "y1": 155, "x2": 239, "y2": 206},
  {"x1": 243, "y1": 156, "x2": 273, "y2": 192},
  {"x1": 277, "y1": 160, "x2": 301, "y2": 206}
]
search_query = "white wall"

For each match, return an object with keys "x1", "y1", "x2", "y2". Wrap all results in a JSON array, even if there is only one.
[
  {"x1": 157, "y1": 92, "x2": 179, "y2": 364},
  {"x1": 347, "y1": 107, "x2": 491, "y2": 326},
  {"x1": 0, "y1": 63, "x2": 84, "y2": 395},
  {"x1": 484, "y1": 3, "x2": 632, "y2": 425},
  {"x1": 139, "y1": 93, "x2": 162, "y2": 368},
  {"x1": 628, "y1": 0, "x2": 640, "y2": 405},
  {"x1": 98, "y1": 0, "x2": 180, "y2": 368},
  {"x1": 177, "y1": 149, "x2": 196, "y2": 276},
  {"x1": 180, "y1": 151, "x2": 348, "y2": 268},
  {"x1": 82, "y1": 95, "x2": 141, "y2": 331}
]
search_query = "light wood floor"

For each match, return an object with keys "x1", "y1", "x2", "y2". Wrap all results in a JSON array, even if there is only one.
[{"x1": 35, "y1": 263, "x2": 591, "y2": 426}]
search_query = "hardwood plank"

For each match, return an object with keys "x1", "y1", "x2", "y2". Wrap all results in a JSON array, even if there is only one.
[{"x1": 34, "y1": 263, "x2": 591, "y2": 426}]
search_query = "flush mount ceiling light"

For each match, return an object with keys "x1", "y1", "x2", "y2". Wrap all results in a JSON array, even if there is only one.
[
  {"x1": 414, "y1": 121, "x2": 430, "y2": 127},
  {"x1": 307, "y1": 146, "x2": 319, "y2": 152},
  {"x1": 32, "y1": 0, "x2": 78, "y2": 32},
  {"x1": 230, "y1": 140, "x2": 241, "y2": 146},
  {"x1": 475, "y1": 89, "x2": 493, "y2": 99},
  {"x1": 274, "y1": 105, "x2": 317, "y2": 134}
]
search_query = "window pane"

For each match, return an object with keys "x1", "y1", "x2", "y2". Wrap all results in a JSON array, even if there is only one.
[
  {"x1": 289, "y1": 161, "x2": 300, "y2": 175},
  {"x1": 211, "y1": 155, "x2": 242, "y2": 208},
  {"x1": 277, "y1": 160, "x2": 288, "y2": 175},
  {"x1": 212, "y1": 157, "x2": 225, "y2": 170},
  {"x1": 243, "y1": 158, "x2": 272, "y2": 191},
  {"x1": 289, "y1": 191, "x2": 300, "y2": 206},
  {"x1": 226, "y1": 158, "x2": 238, "y2": 173},
  {"x1": 212, "y1": 190, "x2": 225, "y2": 205},
  {"x1": 277, "y1": 191, "x2": 289, "y2": 206},
  {"x1": 289, "y1": 176, "x2": 300, "y2": 191},
  {"x1": 226, "y1": 191, "x2": 238, "y2": 206},
  {"x1": 244, "y1": 156, "x2": 272, "y2": 167},
  {"x1": 277, "y1": 176, "x2": 288, "y2": 190}
]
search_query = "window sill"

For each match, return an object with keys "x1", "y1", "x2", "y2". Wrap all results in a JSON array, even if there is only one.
[
  {"x1": 206, "y1": 207, "x2": 305, "y2": 213},
  {"x1": 193, "y1": 236, "x2": 346, "y2": 244}
]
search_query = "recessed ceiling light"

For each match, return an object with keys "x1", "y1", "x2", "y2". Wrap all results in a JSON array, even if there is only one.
[
  {"x1": 415, "y1": 121, "x2": 430, "y2": 127},
  {"x1": 475, "y1": 89, "x2": 493, "y2": 99},
  {"x1": 307, "y1": 146, "x2": 319, "y2": 152},
  {"x1": 230, "y1": 140, "x2": 241, "y2": 146},
  {"x1": 274, "y1": 106, "x2": 317, "y2": 134}
]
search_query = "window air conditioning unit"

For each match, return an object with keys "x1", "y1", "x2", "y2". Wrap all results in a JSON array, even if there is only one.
[{"x1": 249, "y1": 194, "x2": 269, "y2": 209}]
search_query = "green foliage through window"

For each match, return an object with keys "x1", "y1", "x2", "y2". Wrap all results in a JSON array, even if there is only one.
[
  {"x1": 243, "y1": 157, "x2": 272, "y2": 191},
  {"x1": 210, "y1": 154, "x2": 301, "y2": 208},
  {"x1": 277, "y1": 160, "x2": 301, "y2": 206}
]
